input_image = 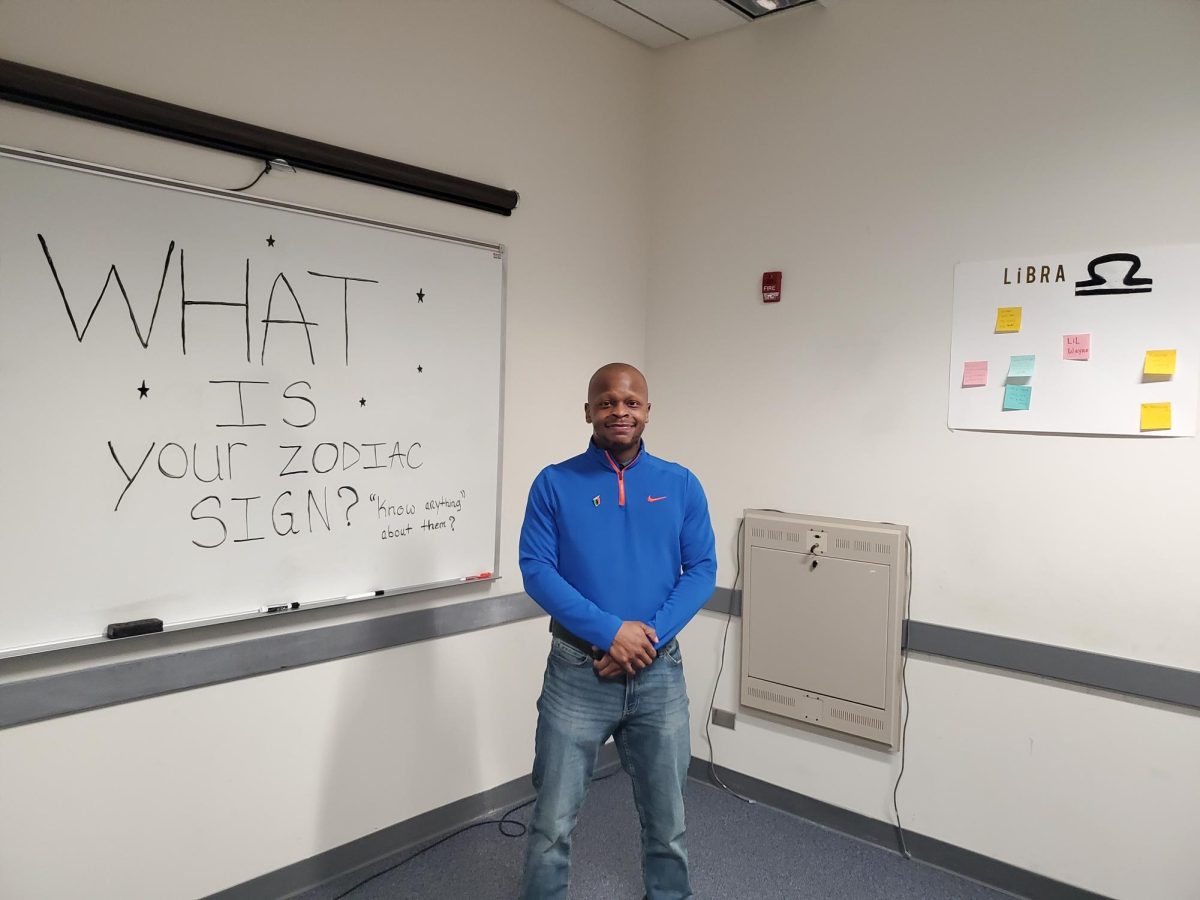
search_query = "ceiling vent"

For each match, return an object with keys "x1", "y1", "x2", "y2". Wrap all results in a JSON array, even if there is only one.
[{"x1": 558, "y1": 0, "x2": 830, "y2": 49}]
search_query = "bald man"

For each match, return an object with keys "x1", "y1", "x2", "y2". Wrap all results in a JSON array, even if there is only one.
[{"x1": 518, "y1": 363, "x2": 717, "y2": 900}]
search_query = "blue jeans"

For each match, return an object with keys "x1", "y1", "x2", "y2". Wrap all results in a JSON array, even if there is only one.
[{"x1": 520, "y1": 637, "x2": 692, "y2": 900}]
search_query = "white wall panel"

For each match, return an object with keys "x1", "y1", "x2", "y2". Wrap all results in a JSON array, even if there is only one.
[
  {"x1": 652, "y1": 2, "x2": 1200, "y2": 897},
  {"x1": 0, "y1": 0, "x2": 652, "y2": 895}
]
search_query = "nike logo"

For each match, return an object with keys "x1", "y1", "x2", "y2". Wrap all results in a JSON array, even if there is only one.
[{"x1": 647, "y1": 496, "x2": 667, "y2": 503}]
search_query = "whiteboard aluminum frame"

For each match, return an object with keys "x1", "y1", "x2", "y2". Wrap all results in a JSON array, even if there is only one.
[
  {"x1": 0, "y1": 146, "x2": 505, "y2": 252},
  {"x1": 0, "y1": 145, "x2": 506, "y2": 659}
]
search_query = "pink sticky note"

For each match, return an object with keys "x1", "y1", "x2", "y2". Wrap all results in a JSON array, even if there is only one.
[
  {"x1": 962, "y1": 360, "x2": 988, "y2": 387},
  {"x1": 1063, "y1": 333, "x2": 1091, "y2": 360}
]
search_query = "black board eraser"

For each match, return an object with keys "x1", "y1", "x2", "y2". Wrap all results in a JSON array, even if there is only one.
[{"x1": 105, "y1": 618, "x2": 164, "y2": 639}]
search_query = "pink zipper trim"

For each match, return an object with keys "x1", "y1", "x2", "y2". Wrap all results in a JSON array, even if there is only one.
[{"x1": 603, "y1": 449, "x2": 641, "y2": 507}]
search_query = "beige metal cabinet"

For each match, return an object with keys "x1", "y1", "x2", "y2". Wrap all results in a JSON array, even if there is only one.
[{"x1": 739, "y1": 510, "x2": 909, "y2": 748}]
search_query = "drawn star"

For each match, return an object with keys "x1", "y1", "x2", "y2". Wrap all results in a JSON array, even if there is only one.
[
  {"x1": 359, "y1": 397, "x2": 366, "y2": 407},
  {"x1": 416, "y1": 289, "x2": 425, "y2": 303},
  {"x1": 137, "y1": 380, "x2": 149, "y2": 399},
  {"x1": 266, "y1": 235, "x2": 276, "y2": 247},
  {"x1": 417, "y1": 365, "x2": 423, "y2": 373}
]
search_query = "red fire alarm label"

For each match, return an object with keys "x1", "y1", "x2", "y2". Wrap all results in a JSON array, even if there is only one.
[{"x1": 762, "y1": 271, "x2": 782, "y2": 303}]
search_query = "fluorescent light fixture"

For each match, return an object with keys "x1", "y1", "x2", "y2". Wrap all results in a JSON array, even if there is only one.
[{"x1": 723, "y1": 0, "x2": 819, "y2": 16}]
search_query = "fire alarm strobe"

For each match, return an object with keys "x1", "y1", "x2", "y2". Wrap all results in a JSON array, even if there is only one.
[{"x1": 762, "y1": 271, "x2": 782, "y2": 303}]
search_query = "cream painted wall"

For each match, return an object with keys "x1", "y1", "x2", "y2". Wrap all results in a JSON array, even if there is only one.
[
  {"x1": 648, "y1": 0, "x2": 1200, "y2": 669},
  {"x1": 649, "y1": 1, "x2": 1200, "y2": 898},
  {"x1": 0, "y1": 1, "x2": 651, "y2": 897},
  {"x1": 4, "y1": 0, "x2": 1200, "y2": 898}
]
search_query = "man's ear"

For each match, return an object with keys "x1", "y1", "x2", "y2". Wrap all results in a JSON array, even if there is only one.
[{"x1": 583, "y1": 402, "x2": 593, "y2": 424}]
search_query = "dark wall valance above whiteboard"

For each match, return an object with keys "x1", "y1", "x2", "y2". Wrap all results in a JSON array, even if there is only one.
[
  {"x1": 0, "y1": 58, "x2": 520, "y2": 216},
  {"x1": 0, "y1": 148, "x2": 505, "y2": 657}
]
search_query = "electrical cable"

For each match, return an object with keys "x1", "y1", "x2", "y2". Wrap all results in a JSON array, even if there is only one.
[
  {"x1": 703, "y1": 516, "x2": 754, "y2": 804},
  {"x1": 331, "y1": 768, "x2": 621, "y2": 899},
  {"x1": 890, "y1": 531, "x2": 913, "y2": 859},
  {"x1": 229, "y1": 160, "x2": 271, "y2": 192}
]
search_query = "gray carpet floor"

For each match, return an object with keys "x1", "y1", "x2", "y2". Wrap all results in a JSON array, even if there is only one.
[{"x1": 299, "y1": 771, "x2": 1012, "y2": 899}]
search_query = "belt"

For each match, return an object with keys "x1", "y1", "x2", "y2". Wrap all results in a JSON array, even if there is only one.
[
  {"x1": 549, "y1": 620, "x2": 604, "y2": 660},
  {"x1": 549, "y1": 621, "x2": 678, "y2": 661}
]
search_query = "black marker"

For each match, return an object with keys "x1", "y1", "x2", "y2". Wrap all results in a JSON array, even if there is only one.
[{"x1": 260, "y1": 602, "x2": 300, "y2": 613}]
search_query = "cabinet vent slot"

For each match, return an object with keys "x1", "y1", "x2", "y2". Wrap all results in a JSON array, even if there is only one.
[
  {"x1": 830, "y1": 706, "x2": 884, "y2": 731},
  {"x1": 748, "y1": 685, "x2": 796, "y2": 707}
]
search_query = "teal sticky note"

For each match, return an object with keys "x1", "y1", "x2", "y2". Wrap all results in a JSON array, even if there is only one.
[
  {"x1": 1008, "y1": 354, "x2": 1036, "y2": 379},
  {"x1": 1003, "y1": 384, "x2": 1032, "y2": 411}
]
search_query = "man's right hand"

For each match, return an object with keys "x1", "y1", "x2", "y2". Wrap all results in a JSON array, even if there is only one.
[{"x1": 608, "y1": 621, "x2": 658, "y2": 675}]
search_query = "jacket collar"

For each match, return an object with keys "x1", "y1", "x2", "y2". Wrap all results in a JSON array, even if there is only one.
[{"x1": 587, "y1": 438, "x2": 644, "y2": 471}]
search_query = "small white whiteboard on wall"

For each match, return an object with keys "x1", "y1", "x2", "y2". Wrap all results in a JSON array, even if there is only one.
[
  {"x1": 949, "y1": 245, "x2": 1200, "y2": 435},
  {"x1": 0, "y1": 148, "x2": 505, "y2": 656}
]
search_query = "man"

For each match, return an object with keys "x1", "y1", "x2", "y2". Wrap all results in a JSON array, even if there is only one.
[{"x1": 518, "y1": 362, "x2": 717, "y2": 900}]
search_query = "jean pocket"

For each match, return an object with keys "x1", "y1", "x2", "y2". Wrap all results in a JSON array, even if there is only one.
[
  {"x1": 550, "y1": 637, "x2": 592, "y2": 667},
  {"x1": 661, "y1": 640, "x2": 683, "y2": 666}
]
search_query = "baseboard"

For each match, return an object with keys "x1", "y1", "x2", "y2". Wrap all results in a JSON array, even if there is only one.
[
  {"x1": 688, "y1": 758, "x2": 1113, "y2": 900},
  {"x1": 210, "y1": 743, "x2": 1110, "y2": 900},
  {"x1": 205, "y1": 743, "x2": 622, "y2": 900}
]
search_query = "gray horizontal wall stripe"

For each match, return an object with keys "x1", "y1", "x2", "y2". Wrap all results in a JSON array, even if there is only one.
[
  {"x1": 703, "y1": 585, "x2": 741, "y2": 616},
  {"x1": 5, "y1": 587, "x2": 1197, "y2": 729},
  {"x1": 688, "y1": 759, "x2": 1112, "y2": 900},
  {"x1": 906, "y1": 621, "x2": 1200, "y2": 712},
  {"x1": 0, "y1": 592, "x2": 545, "y2": 730},
  {"x1": 705, "y1": 590, "x2": 1199, "y2": 712}
]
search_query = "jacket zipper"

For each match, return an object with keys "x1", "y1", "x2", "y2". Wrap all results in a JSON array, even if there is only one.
[{"x1": 604, "y1": 450, "x2": 639, "y2": 507}]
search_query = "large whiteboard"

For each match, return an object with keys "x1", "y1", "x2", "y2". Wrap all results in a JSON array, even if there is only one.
[
  {"x1": 0, "y1": 149, "x2": 504, "y2": 655},
  {"x1": 949, "y1": 245, "x2": 1200, "y2": 435}
]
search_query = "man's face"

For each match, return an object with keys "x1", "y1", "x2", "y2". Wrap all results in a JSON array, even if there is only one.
[{"x1": 585, "y1": 368, "x2": 650, "y2": 459}]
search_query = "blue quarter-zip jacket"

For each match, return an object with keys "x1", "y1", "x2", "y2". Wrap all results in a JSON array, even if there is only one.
[{"x1": 519, "y1": 440, "x2": 717, "y2": 653}]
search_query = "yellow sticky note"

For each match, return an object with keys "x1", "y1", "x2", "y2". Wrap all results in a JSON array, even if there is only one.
[
  {"x1": 1144, "y1": 349, "x2": 1177, "y2": 376},
  {"x1": 1140, "y1": 403, "x2": 1171, "y2": 431},
  {"x1": 995, "y1": 307, "x2": 1022, "y2": 333}
]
